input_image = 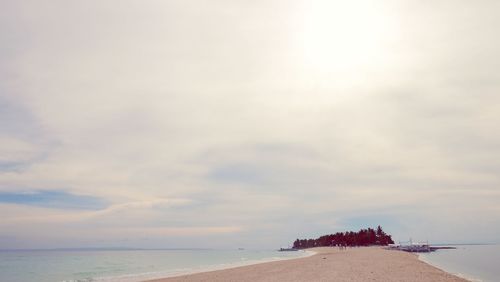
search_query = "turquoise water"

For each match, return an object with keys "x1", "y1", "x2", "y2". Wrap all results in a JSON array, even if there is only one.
[
  {"x1": 419, "y1": 244, "x2": 500, "y2": 282},
  {"x1": 0, "y1": 249, "x2": 310, "y2": 282}
]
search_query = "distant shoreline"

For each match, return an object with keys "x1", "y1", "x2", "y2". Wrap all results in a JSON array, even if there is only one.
[{"x1": 146, "y1": 246, "x2": 468, "y2": 282}]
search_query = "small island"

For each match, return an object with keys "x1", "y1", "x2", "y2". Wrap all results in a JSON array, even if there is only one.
[{"x1": 292, "y1": 226, "x2": 394, "y2": 249}]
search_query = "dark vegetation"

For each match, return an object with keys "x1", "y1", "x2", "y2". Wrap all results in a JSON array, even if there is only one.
[{"x1": 293, "y1": 226, "x2": 394, "y2": 249}]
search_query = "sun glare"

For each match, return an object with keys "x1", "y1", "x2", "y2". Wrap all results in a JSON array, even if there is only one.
[{"x1": 300, "y1": 1, "x2": 394, "y2": 74}]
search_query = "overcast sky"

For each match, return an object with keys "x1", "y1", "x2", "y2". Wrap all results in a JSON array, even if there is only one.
[{"x1": 1, "y1": 0, "x2": 499, "y2": 249}]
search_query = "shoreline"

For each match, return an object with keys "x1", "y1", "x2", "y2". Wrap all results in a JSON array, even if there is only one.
[
  {"x1": 145, "y1": 247, "x2": 468, "y2": 282},
  {"x1": 75, "y1": 250, "x2": 314, "y2": 282},
  {"x1": 137, "y1": 249, "x2": 314, "y2": 281},
  {"x1": 417, "y1": 253, "x2": 480, "y2": 282}
]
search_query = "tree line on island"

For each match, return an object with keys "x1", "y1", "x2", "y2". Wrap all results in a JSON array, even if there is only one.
[{"x1": 292, "y1": 226, "x2": 394, "y2": 249}]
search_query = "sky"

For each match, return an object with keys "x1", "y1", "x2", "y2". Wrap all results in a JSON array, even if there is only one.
[{"x1": 1, "y1": 0, "x2": 500, "y2": 249}]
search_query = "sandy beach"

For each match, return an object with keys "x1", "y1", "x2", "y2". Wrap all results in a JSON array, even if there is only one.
[{"x1": 147, "y1": 247, "x2": 468, "y2": 282}]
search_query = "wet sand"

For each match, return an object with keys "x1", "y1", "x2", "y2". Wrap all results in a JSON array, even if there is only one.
[{"x1": 146, "y1": 246, "x2": 468, "y2": 282}]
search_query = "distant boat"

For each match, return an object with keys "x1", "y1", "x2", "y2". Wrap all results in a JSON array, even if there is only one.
[
  {"x1": 390, "y1": 239, "x2": 431, "y2": 252},
  {"x1": 388, "y1": 241, "x2": 457, "y2": 253},
  {"x1": 238, "y1": 248, "x2": 245, "y2": 250},
  {"x1": 279, "y1": 247, "x2": 298, "y2": 252}
]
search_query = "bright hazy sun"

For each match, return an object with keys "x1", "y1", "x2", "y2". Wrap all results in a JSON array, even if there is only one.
[{"x1": 300, "y1": 1, "x2": 395, "y2": 74}]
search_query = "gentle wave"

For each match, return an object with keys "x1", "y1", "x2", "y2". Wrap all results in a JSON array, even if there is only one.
[
  {"x1": 61, "y1": 250, "x2": 313, "y2": 282},
  {"x1": 418, "y1": 245, "x2": 500, "y2": 282},
  {"x1": 418, "y1": 255, "x2": 482, "y2": 282}
]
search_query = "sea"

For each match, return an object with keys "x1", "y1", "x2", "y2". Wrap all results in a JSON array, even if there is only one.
[
  {"x1": 419, "y1": 244, "x2": 500, "y2": 282},
  {"x1": 0, "y1": 248, "x2": 311, "y2": 282},
  {"x1": 2, "y1": 245, "x2": 497, "y2": 282}
]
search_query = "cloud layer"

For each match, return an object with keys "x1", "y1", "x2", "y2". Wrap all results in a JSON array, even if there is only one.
[{"x1": 1, "y1": 0, "x2": 500, "y2": 248}]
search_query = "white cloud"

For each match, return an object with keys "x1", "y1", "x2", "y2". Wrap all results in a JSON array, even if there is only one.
[
  {"x1": 1, "y1": 0, "x2": 500, "y2": 247},
  {"x1": 0, "y1": 137, "x2": 38, "y2": 163}
]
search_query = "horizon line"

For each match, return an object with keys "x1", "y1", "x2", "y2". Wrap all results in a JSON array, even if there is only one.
[{"x1": 1, "y1": 243, "x2": 497, "y2": 252}]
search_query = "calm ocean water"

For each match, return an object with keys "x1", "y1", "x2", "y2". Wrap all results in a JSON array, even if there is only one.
[
  {"x1": 419, "y1": 244, "x2": 500, "y2": 282},
  {"x1": 0, "y1": 249, "x2": 310, "y2": 282}
]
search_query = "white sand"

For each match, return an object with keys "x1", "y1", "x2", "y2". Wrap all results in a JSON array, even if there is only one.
[{"x1": 146, "y1": 247, "x2": 468, "y2": 282}]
